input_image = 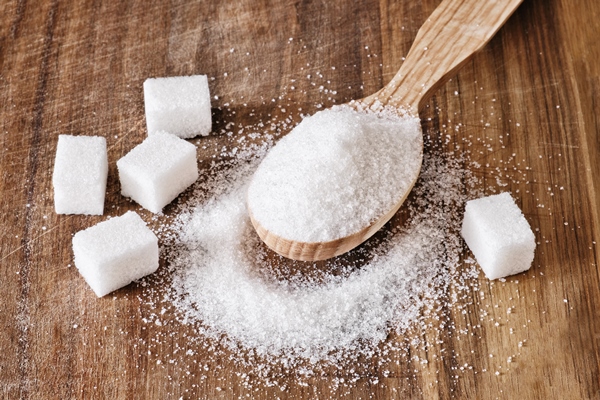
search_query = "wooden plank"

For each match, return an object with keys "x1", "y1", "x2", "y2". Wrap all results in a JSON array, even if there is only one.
[{"x1": 1, "y1": 0, "x2": 599, "y2": 398}]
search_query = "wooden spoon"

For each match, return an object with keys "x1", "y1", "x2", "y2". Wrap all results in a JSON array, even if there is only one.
[{"x1": 249, "y1": 0, "x2": 523, "y2": 261}]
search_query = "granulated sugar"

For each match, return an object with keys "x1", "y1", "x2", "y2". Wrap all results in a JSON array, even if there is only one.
[
  {"x1": 162, "y1": 127, "x2": 479, "y2": 378},
  {"x1": 247, "y1": 105, "x2": 422, "y2": 242}
]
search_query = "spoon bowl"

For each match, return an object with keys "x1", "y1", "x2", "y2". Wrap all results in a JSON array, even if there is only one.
[{"x1": 248, "y1": 0, "x2": 523, "y2": 261}]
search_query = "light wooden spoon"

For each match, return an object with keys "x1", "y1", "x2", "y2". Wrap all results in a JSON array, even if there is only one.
[{"x1": 249, "y1": 0, "x2": 523, "y2": 261}]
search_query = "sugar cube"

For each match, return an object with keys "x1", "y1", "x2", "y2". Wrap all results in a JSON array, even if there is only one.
[
  {"x1": 143, "y1": 75, "x2": 212, "y2": 138},
  {"x1": 52, "y1": 135, "x2": 108, "y2": 215},
  {"x1": 116, "y1": 131, "x2": 198, "y2": 213},
  {"x1": 461, "y1": 192, "x2": 536, "y2": 280},
  {"x1": 72, "y1": 211, "x2": 159, "y2": 297}
]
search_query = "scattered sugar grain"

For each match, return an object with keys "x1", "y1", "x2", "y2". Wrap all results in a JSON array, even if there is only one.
[{"x1": 165, "y1": 145, "x2": 476, "y2": 372}]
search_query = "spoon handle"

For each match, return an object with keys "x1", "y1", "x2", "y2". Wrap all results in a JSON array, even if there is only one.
[{"x1": 364, "y1": 0, "x2": 523, "y2": 113}]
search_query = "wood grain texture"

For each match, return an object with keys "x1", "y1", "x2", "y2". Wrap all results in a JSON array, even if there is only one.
[
  {"x1": 364, "y1": 0, "x2": 523, "y2": 112},
  {"x1": 1, "y1": 0, "x2": 600, "y2": 399}
]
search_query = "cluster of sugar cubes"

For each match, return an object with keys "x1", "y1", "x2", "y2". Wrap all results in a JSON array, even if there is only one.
[
  {"x1": 461, "y1": 192, "x2": 536, "y2": 280},
  {"x1": 54, "y1": 74, "x2": 210, "y2": 296},
  {"x1": 117, "y1": 74, "x2": 209, "y2": 212}
]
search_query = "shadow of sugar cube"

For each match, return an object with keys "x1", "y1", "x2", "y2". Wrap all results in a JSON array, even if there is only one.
[
  {"x1": 117, "y1": 131, "x2": 199, "y2": 214},
  {"x1": 72, "y1": 211, "x2": 158, "y2": 297}
]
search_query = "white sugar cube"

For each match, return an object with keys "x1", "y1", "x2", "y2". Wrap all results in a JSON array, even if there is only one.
[
  {"x1": 461, "y1": 192, "x2": 536, "y2": 280},
  {"x1": 144, "y1": 75, "x2": 212, "y2": 138},
  {"x1": 52, "y1": 135, "x2": 108, "y2": 215},
  {"x1": 72, "y1": 211, "x2": 159, "y2": 297},
  {"x1": 117, "y1": 131, "x2": 198, "y2": 213}
]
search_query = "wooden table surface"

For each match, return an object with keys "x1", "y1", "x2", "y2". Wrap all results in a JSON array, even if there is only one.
[{"x1": 2, "y1": 0, "x2": 600, "y2": 398}]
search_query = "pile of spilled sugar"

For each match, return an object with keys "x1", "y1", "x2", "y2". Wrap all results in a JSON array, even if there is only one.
[
  {"x1": 155, "y1": 105, "x2": 482, "y2": 384},
  {"x1": 247, "y1": 105, "x2": 423, "y2": 242}
]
